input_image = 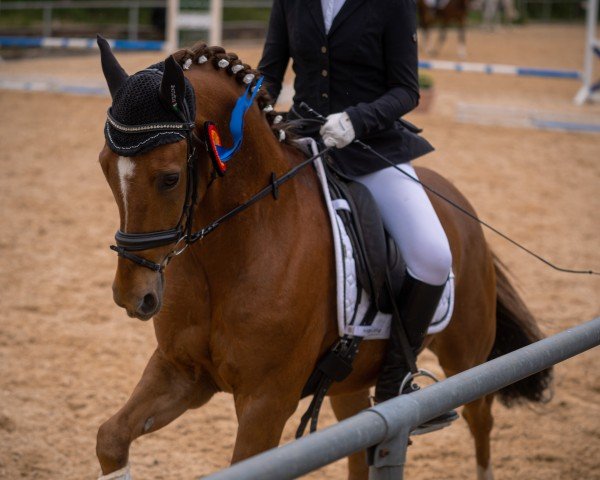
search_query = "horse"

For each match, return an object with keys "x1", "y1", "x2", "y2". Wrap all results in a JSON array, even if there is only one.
[
  {"x1": 95, "y1": 40, "x2": 551, "y2": 480},
  {"x1": 418, "y1": 0, "x2": 470, "y2": 58}
]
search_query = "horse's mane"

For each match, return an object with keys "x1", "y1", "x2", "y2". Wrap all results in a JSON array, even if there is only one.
[{"x1": 172, "y1": 42, "x2": 294, "y2": 144}]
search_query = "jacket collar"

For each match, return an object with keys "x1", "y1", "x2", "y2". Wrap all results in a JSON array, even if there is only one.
[
  {"x1": 308, "y1": 0, "x2": 366, "y2": 38},
  {"x1": 328, "y1": 0, "x2": 366, "y2": 37},
  {"x1": 308, "y1": 0, "x2": 327, "y2": 37}
]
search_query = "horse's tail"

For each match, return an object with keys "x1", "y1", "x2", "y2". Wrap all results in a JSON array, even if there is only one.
[{"x1": 488, "y1": 254, "x2": 553, "y2": 407}]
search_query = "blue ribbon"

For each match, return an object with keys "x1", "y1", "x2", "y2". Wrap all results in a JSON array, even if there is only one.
[{"x1": 216, "y1": 76, "x2": 264, "y2": 162}]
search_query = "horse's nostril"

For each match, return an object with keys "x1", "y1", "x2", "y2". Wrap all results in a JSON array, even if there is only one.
[{"x1": 138, "y1": 293, "x2": 158, "y2": 316}]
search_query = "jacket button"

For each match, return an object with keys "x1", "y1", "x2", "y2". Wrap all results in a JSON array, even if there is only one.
[
  {"x1": 322, "y1": 92, "x2": 329, "y2": 99},
  {"x1": 321, "y1": 46, "x2": 327, "y2": 54},
  {"x1": 321, "y1": 69, "x2": 328, "y2": 77}
]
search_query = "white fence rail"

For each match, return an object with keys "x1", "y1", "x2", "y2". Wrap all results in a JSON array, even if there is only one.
[
  {"x1": 0, "y1": 0, "x2": 272, "y2": 41},
  {"x1": 202, "y1": 317, "x2": 600, "y2": 480}
]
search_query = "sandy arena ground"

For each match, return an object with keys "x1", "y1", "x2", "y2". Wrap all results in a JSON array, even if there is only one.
[{"x1": 0, "y1": 24, "x2": 599, "y2": 479}]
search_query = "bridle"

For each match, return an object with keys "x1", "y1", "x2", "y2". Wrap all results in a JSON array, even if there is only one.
[
  {"x1": 108, "y1": 110, "x2": 202, "y2": 273},
  {"x1": 107, "y1": 71, "x2": 272, "y2": 273}
]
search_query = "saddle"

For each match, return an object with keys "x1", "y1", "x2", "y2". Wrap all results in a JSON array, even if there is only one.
[
  {"x1": 285, "y1": 114, "x2": 452, "y2": 438},
  {"x1": 324, "y1": 162, "x2": 406, "y2": 315},
  {"x1": 295, "y1": 147, "x2": 410, "y2": 437}
]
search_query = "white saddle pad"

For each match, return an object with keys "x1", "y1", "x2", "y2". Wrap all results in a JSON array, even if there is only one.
[{"x1": 295, "y1": 138, "x2": 455, "y2": 340}]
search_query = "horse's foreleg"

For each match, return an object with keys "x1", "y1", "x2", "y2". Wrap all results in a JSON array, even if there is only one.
[
  {"x1": 330, "y1": 390, "x2": 372, "y2": 480},
  {"x1": 435, "y1": 24, "x2": 448, "y2": 56},
  {"x1": 96, "y1": 349, "x2": 217, "y2": 477},
  {"x1": 462, "y1": 395, "x2": 495, "y2": 480},
  {"x1": 422, "y1": 28, "x2": 432, "y2": 55},
  {"x1": 230, "y1": 386, "x2": 299, "y2": 463},
  {"x1": 457, "y1": 22, "x2": 467, "y2": 58}
]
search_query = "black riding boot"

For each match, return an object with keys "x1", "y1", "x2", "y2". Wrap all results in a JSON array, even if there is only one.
[{"x1": 375, "y1": 273, "x2": 458, "y2": 430}]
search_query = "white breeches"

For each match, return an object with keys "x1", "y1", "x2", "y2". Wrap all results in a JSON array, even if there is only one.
[{"x1": 352, "y1": 163, "x2": 452, "y2": 286}]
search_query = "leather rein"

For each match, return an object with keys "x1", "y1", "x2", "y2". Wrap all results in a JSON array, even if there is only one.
[{"x1": 109, "y1": 114, "x2": 332, "y2": 273}]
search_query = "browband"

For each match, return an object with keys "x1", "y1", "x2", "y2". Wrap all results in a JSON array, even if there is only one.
[{"x1": 106, "y1": 110, "x2": 195, "y2": 134}]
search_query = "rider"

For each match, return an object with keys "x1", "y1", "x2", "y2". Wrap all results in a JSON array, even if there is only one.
[{"x1": 259, "y1": 0, "x2": 456, "y2": 426}]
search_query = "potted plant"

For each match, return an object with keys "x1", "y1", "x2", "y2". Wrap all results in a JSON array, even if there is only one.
[{"x1": 416, "y1": 73, "x2": 435, "y2": 113}]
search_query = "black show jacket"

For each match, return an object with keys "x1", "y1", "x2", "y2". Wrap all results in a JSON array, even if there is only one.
[{"x1": 258, "y1": 0, "x2": 434, "y2": 176}]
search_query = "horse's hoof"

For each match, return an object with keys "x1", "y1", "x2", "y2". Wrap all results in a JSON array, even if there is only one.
[{"x1": 98, "y1": 464, "x2": 131, "y2": 480}]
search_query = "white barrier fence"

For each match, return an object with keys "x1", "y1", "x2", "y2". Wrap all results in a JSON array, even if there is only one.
[
  {"x1": 202, "y1": 317, "x2": 600, "y2": 480},
  {"x1": 574, "y1": 0, "x2": 600, "y2": 104}
]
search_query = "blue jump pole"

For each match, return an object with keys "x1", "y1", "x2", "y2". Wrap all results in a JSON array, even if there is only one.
[
  {"x1": 0, "y1": 36, "x2": 164, "y2": 51},
  {"x1": 418, "y1": 60, "x2": 581, "y2": 80}
]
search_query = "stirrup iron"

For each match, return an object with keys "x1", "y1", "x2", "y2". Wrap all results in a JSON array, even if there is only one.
[
  {"x1": 399, "y1": 369, "x2": 441, "y2": 393},
  {"x1": 399, "y1": 370, "x2": 459, "y2": 436}
]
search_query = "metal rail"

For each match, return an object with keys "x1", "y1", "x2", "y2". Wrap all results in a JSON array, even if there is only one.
[
  {"x1": 0, "y1": 1, "x2": 164, "y2": 8},
  {"x1": 202, "y1": 316, "x2": 600, "y2": 480},
  {"x1": 0, "y1": 0, "x2": 271, "y2": 41}
]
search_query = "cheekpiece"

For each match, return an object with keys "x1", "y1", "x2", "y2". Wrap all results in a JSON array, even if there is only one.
[{"x1": 104, "y1": 63, "x2": 196, "y2": 157}]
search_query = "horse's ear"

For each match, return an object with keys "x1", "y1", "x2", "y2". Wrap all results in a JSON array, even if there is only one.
[
  {"x1": 97, "y1": 34, "x2": 129, "y2": 98},
  {"x1": 159, "y1": 55, "x2": 187, "y2": 119}
]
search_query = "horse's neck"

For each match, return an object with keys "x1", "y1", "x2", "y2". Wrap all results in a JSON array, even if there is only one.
[
  {"x1": 189, "y1": 105, "x2": 306, "y2": 257},
  {"x1": 192, "y1": 71, "x2": 292, "y2": 204},
  {"x1": 199, "y1": 104, "x2": 299, "y2": 221}
]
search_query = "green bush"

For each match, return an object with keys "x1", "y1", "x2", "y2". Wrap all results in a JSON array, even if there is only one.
[{"x1": 419, "y1": 73, "x2": 434, "y2": 90}]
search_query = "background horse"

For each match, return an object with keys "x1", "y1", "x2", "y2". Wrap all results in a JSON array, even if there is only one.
[
  {"x1": 95, "y1": 42, "x2": 551, "y2": 480},
  {"x1": 418, "y1": 0, "x2": 470, "y2": 58}
]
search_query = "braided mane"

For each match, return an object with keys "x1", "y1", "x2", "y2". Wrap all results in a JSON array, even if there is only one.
[{"x1": 172, "y1": 42, "x2": 288, "y2": 141}]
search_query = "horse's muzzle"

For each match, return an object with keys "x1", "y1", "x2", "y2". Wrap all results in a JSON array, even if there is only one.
[{"x1": 112, "y1": 272, "x2": 164, "y2": 321}]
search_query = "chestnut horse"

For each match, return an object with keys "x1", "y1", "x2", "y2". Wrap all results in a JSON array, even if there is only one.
[
  {"x1": 418, "y1": 0, "x2": 470, "y2": 58},
  {"x1": 95, "y1": 42, "x2": 551, "y2": 480}
]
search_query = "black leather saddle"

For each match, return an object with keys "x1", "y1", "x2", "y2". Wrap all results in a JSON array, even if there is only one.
[{"x1": 324, "y1": 160, "x2": 406, "y2": 316}]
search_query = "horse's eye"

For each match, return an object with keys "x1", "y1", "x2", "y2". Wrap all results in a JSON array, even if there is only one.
[{"x1": 160, "y1": 173, "x2": 180, "y2": 190}]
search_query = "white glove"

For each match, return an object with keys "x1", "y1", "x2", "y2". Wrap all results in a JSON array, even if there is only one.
[{"x1": 319, "y1": 112, "x2": 356, "y2": 149}]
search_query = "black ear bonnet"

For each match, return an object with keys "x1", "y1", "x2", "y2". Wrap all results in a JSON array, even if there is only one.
[{"x1": 104, "y1": 62, "x2": 196, "y2": 157}]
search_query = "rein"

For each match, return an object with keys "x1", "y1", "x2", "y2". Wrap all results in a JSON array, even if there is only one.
[
  {"x1": 187, "y1": 146, "x2": 334, "y2": 243},
  {"x1": 111, "y1": 94, "x2": 598, "y2": 277}
]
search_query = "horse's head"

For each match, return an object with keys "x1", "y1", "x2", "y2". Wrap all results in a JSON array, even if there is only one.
[
  {"x1": 97, "y1": 36, "x2": 206, "y2": 320},
  {"x1": 97, "y1": 37, "x2": 278, "y2": 321}
]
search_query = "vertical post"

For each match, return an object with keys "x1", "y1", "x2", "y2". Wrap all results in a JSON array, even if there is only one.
[
  {"x1": 575, "y1": 0, "x2": 599, "y2": 104},
  {"x1": 542, "y1": 0, "x2": 551, "y2": 21},
  {"x1": 367, "y1": 426, "x2": 411, "y2": 480},
  {"x1": 43, "y1": 5, "x2": 53, "y2": 37},
  {"x1": 210, "y1": 0, "x2": 223, "y2": 46},
  {"x1": 128, "y1": 3, "x2": 140, "y2": 41},
  {"x1": 166, "y1": 0, "x2": 180, "y2": 52}
]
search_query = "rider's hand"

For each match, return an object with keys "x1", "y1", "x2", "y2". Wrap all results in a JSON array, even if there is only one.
[{"x1": 319, "y1": 112, "x2": 356, "y2": 149}]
